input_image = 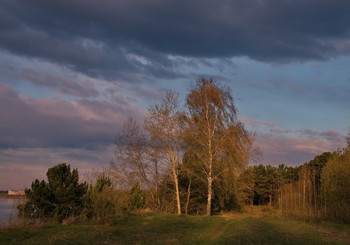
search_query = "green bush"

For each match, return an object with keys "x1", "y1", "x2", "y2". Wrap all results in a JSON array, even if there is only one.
[
  {"x1": 128, "y1": 183, "x2": 146, "y2": 212},
  {"x1": 18, "y1": 163, "x2": 87, "y2": 222},
  {"x1": 82, "y1": 174, "x2": 119, "y2": 222}
]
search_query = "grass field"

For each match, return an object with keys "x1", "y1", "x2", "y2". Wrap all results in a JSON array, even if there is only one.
[{"x1": 1, "y1": 211, "x2": 350, "y2": 244}]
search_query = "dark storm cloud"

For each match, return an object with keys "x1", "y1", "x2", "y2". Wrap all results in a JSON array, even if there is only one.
[{"x1": 1, "y1": 0, "x2": 350, "y2": 80}]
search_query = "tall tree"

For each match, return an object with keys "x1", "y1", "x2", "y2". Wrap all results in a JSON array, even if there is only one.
[
  {"x1": 115, "y1": 117, "x2": 148, "y2": 188},
  {"x1": 144, "y1": 91, "x2": 184, "y2": 214},
  {"x1": 115, "y1": 117, "x2": 161, "y2": 209},
  {"x1": 185, "y1": 78, "x2": 252, "y2": 215}
]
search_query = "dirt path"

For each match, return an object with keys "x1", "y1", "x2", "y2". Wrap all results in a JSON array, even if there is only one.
[
  {"x1": 316, "y1": 225, "x2": 350, "y2": 244},
  {"x1": 210, "y1": 214, "x2": 350, "y2": 244},
  {"x1": 209, "y1": 219, "x2": 236, "y2": 242}
]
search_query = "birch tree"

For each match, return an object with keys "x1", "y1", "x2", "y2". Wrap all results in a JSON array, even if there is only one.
[
  {"x1": 185, "y1": 78, "x2": 252, "y2": 215},
  {"x1": 115, "y1": 117, "x2": 148, "y2": 188},
  {"x1": 115, "y1": 117, "x2": 161, "y2": 209},
  {"x1": 144, "y1": 91, "x2": 183, "y2": 214}
]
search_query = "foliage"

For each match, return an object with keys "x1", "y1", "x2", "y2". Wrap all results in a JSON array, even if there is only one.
[
  {"x1": 185, "y1": 78, "x2": 252, "y2": 215},
  {"x1": 82, "y1": 173, "x2": 120, "y2": 222},
  {"x1": 177, "y1": 149, "x2": 243, "y2": 215},
  {"x1": 238, "y1": 166, "x2": 255, "y2": 206},
  {"x1": 144, "y1": 90, "x2": 183, "y2": 214},
  {"x1": 18, "y1": 163, "x2": 87, "y2": 222},
  {"x1": 115, "y1": 117, "x2": 149, "y2": 188},
  {"x1": 115, "y1": 116, "x2": 164, "y2": 211},
  {"x1": 128, "y1": 183, "x2": 146, "y2": 212},
  {"x1": 94, "y1": 173, "x2": 112, "y2": 192},
  {"x1": 278, "y1": 152, "x2": 334, "y2": 221},
  {"x1": 321, "y1": 149, "x2": 350, "y2": 223},
  {"x1": 250, "y1": 164, "x2": 284, "y2": 206}
]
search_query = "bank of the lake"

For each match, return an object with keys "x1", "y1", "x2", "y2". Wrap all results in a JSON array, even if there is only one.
[{"x1": 0, "y1": 198, "x2": 23, "y2": 227}]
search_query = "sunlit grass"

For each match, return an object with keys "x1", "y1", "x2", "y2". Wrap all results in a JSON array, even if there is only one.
[{"x1": 0, "y1": 212, "x2": 349, "y2": 245}]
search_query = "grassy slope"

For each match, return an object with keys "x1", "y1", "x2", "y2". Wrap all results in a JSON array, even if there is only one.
[{"x1": 0, "y1": 212, "x2": 350, "y2": 245}]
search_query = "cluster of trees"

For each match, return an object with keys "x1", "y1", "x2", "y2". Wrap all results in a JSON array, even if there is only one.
[
  {"x1": 19, "y1": 148, "x2": 350, "y2": 223},
  {"x1": 18, "y1": 78, "x2": 350, "y2": 224},
  {"x1": 19, "y1": 78, "x2": 253, "y2": 222},
  {"x1": 18, "y1": 163, "x2": 143, "y2": 223},
  {"x1": 239, "y1": 164, "x2": 298, "y2": 207},
  {"x1": 281, "y1": 148, "x2": 350, "y2": 223},
  {"x1": 239, "y1": 147, "x2": 350, "y2": 223},
  {"x1": 18, "y1": 163, "x2": 88, "y2": 222},
  {"x1": 112, "y1": 78, "x2": 253, "y2": 216}
]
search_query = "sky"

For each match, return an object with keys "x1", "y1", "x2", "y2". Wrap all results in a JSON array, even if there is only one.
[{"x1": 0, "y1": 0, "x2": 349, "y2": 190}]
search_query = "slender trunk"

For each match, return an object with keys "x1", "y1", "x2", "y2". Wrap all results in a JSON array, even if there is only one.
[
  {"x1": 313, "y1": 174, "x2": 317, "y2": 216},
  {"x1": 185, "y1": 177, "x2": 191, "y2": 215},
  {"x1": 172, "y1": 166, "x2": 181, "y2": 215},
  {"x1": 250, "y1": 187, "x2": 254, "y2": 206},
  {"x1": 207, "y1": 174, "x2": 212, "y2": 216},
  {"x1": 155, "y1": 159, "x2": 160, "y2": 209},
  {"x1": 303, "y1": 177, "x2": 306, "y2": 209},
  {"x1": 269, "y1": 184, "x2": 272, "y2": 207},
  {"x1": 278, "y1": 188, "x2": 281, "y2": 209},
  {"x1": 206, "y1": 132, "x2": 213, "y2": 216},
  {"x1": 292, "y1": 186, "x2": 294, "y2": 212}
]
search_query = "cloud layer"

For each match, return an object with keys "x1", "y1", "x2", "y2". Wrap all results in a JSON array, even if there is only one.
[
  {"x1": 1, "y1": 0, "x2": 350, "y2": 80},
  {"x1": 0, "y1": 0, "x2": 349, "y2": 189},
  {"x1": 0, "y1": 83, "x2": 144, "y2": 149}
]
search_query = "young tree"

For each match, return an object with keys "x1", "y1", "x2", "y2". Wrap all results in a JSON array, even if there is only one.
[
  {"x1": 115, "y1": 117, "x2": 161, "y2": 209},
  {"x1": 19, "y1": 163, "x2": 87, "y2": 222},
  {"x1": 115, "y1": 117, "x2": 148, "y2": 187},
  {"x1": 185, "y1": 78, "x2": 252, "y2": 215},
  {"x1": 144, "y1": 91, "x2": 183, "y2": 214},
  {"x1": 83, "y1": 173, "x2": 118, "y2": 222}
]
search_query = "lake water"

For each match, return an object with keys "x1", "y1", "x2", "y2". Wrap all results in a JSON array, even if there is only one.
[{"x1": 0, "y1": 198, "x2": 21, "y2": 227}]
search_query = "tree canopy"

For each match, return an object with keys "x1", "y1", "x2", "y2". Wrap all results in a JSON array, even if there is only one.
[{"x1": 185, "y1": 78, "x2": 252, "y2": 215}]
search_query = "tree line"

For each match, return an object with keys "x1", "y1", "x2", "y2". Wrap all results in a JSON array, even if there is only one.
[
  {"x1": 239, "y1": 147, "x2": 350, "y2": 223},
  {"x1": 18, "y1": 78, "x2": 350, "y2": 224}
]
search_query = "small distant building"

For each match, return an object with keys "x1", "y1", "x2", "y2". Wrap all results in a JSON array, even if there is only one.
[{"x1": 8, "y1": 190, "x2": 25, "y2": 196}]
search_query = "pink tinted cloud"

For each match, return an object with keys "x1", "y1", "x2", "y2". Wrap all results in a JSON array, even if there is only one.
[
  {"x1": 255, "y1": 132, "x2": 346, "y2": 166},
  {"x1": 299, "y1": 129, "x2": 345, "y2": 143},
  {"x1": 0, "y1": 83, "x2": 145, "y2": 148},
  {"x1": 269, "y1": 127, "x2": 346, "y2": 143},
  {"x1": 240, "y1": 117, "x2": 275, "y2": 127},
  {"x1": 270, "y1": 128, "x2": 294, "y2": 134}
]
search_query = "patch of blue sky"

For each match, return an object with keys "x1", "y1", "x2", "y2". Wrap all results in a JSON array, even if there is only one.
[
  {"x1": 224, "y1": 57, "x2": 349, "y2": 134},
  {"x1": 13, "y1": 82, "x2": 54, "y2": 99}
]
